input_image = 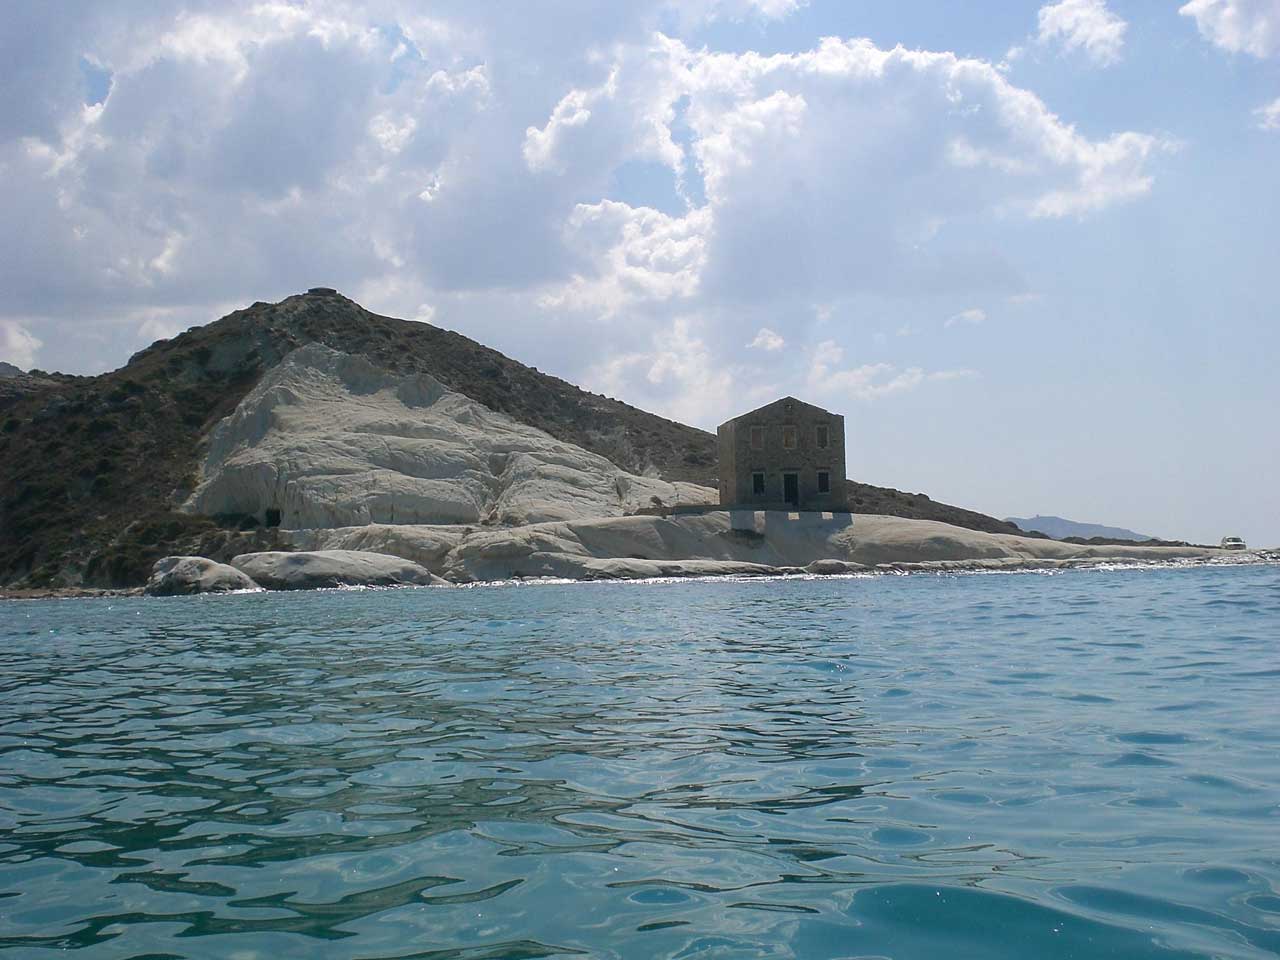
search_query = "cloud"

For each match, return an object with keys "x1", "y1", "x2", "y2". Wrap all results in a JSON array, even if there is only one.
[
  {"x1": 586, "y1": 315, "x2": 741, "y2": 426},
  {"x1": 0, "y1": 2, "x2": 1172, "y2": 430},
  {"x1": 808, "y1": 340, "x2": 976, "y2": 401},
  {"x1": 540, "y1": 201, "x2": 710, "y2": 316},
  {"x1": 1180, "y1": 1, "x2": 1280, "y2": 128},
  {"x1": 748, "y1": 327, "x2": 785, "y2": 350},
  {"x1": 546, "y1": 34, "x2": 1172, "y2": 322},
  {"x1": 1037, "y1": 0, "x2": 1128, "y2": 66},
  {"x1": 946, "y1": 307, "x2": 987, "y2": 328},
  {"x1": 0, "y1": 320, "x2": 43, "y2": 369},
  {"x1": 524, "y1": 80, "x2": 609, "y2": 173},
  {"x1": 1256, "y1": 96, "x2": 1280, "y2": 129},
  {"x1": 1180, "y1": 0, "x2": 1280, "y2": 57}
]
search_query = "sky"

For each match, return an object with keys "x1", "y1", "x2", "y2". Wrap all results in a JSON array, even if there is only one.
[{"x1": 2, "y1": 0, "x2": 1277, "y2": 546}]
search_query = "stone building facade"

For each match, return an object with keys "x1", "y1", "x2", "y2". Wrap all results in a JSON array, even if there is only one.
[{"x1": 717, "y1": 397, "x2": 848, "y2": 511}]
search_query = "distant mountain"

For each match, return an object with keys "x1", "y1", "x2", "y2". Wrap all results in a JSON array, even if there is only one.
[
  {"x1": 0, "y1": 361, "x2": 24, "y2": 378},
  {"x1": 1006, "y1": 515, "x2": 1152, "y2": 542}
]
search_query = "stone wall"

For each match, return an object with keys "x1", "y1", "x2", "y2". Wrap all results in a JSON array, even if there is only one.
[{"x1": 717, "y1": 398, "x2": 848, "y2": 511}]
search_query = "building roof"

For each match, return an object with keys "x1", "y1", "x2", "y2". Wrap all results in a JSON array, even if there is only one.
[{"x1": 718, "y1": 396, "x2": 839, "y2": 428}]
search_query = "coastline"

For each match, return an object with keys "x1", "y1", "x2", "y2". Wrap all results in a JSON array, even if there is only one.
[{"x1": 4, "y1": 545, "x2": 1275, "y2": 600}]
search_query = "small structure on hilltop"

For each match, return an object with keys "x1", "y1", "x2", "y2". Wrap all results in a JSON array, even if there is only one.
[{"x1": 717, "y1": 397, "x2": 848, "y2": 511}]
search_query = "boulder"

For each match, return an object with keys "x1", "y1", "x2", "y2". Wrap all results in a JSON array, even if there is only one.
[
  {"x1": 275, "y1": 512, "x2": 1223, "y2": 584},
  {"x1": 532, "y1": 555, "x2": 786, "y2": 581},
  {"x1": 804, "y1": 558, "x2": 869, "y2": 575},
  {"x1": 230, "y1": 549, "x2": 446, "y2": 590},
  {"x1": 145, "y1": 556, "x2": 261, "y2": 596}
]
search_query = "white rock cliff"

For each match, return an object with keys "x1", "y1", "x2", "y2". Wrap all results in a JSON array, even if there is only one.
[{"x1": 184, "y1": 344, "x2": 715, "y2": 529}]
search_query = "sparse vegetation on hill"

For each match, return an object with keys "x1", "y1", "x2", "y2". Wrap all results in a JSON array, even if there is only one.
[
  {"x1": 845, "y1": 481, "x2": 1039, "y2": 538},
  {"x1": 0, "y1": 290, "x2": 1033, "y2": 588}
]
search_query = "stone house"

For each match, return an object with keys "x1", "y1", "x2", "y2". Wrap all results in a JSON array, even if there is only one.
[{"x1": 717, "y1": 397, "x2": 848, "y2": 511}]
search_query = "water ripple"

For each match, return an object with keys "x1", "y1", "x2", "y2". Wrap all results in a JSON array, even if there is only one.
[{"x1": 1, "y1": 565, "x2": 1278, "y2": 958}]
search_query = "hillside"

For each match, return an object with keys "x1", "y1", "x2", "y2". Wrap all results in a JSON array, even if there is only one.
[
  {"x1": 0, "y1": 289, "x2": 1031, "y2": 588},
  {"x1": 1007, "y1": 515, "x2": 1152, "y2": 542},
  {"x1": 187, "y1": 342, "x2": 716, "y2": 527}
]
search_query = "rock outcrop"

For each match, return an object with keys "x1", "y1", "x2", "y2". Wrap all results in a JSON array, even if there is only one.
[
  {"x1": 229, "y1": 549, "x2": 445, "y2": 590},
  {"x1": 186, "y1": 344, "x2": 715, "y2": 530},
  {"x1": 804, "y1": 559, "x2": 869, "y2": 575},
  {"x1": 145, "y1": 556, "x2": 261, "y2": 595},
  {"x1": 284, "y1": 511, "x2": 1223, "y2": 583},
  {"x1": 1, "y1": 290, "x2": 1046, "y2": 590}
]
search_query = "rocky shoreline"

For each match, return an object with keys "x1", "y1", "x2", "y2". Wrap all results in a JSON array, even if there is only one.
[
  {"x1": 4, "y1": 535, "x2": 1274, "y2": 600},
  {"x1": 6, "y1": 293, "x2": 1269, "y2": 594}
]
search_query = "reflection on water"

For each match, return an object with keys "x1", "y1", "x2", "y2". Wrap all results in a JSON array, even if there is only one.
[{"x1": 2, "y1": 566, "x2": 1279, "y2": 958}]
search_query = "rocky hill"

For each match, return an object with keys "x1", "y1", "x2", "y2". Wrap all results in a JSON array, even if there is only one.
[{"x1": 0, "y1": 289, "x2": 1031, "y2": 588}]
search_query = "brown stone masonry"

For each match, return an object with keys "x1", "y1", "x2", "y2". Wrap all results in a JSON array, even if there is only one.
[{"x1": 717, "y1": 396, "x2": 848, "y2": 511}]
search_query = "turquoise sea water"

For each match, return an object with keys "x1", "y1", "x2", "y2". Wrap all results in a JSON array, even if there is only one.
[{"x1": 1, "y1": 565, "x2": 1278, "y2": 959}]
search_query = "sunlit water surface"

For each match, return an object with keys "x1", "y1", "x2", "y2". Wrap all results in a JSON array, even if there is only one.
[{"x1": 2, "y1": 566, "x2": 1279, "y2": 959}]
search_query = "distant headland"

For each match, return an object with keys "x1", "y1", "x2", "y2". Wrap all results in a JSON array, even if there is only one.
[{"x1": 1, "y1": 290, "x2": 1271, "y2": 596}]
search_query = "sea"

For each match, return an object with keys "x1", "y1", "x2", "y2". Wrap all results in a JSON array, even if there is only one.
[{"x1": 1, "y1": 564, "x2": 1278, "y2": 959}]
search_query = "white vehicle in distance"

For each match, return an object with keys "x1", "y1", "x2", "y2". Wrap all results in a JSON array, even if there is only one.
[{"x1": 1220, "y1": 536, "x2": 1247, "y2": 551}]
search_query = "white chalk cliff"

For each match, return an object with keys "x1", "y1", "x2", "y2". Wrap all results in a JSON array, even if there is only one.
[{"x1": 184, "y1": 344, "x2": 715, "y2": 528}]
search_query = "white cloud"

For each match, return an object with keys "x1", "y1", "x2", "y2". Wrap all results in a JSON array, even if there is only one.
[
  {"x1": 807, "y1": 340, "x2": 975, "y2": 401},
  {"x1": 946, "y1": 307, "x2": 987, "y2": 327},
  {"x1": 0, "y1": 320, "x2": 43, "y2": 369},
  {"x1": 521, "y1": 40, "x2": 687, "y2": 184},
  {"x1": 1037, "y1": 0, "x2": 1128, "y2": 66},
  {"x1": 548, "y1": 34, "x2": 1172, "y2": 321},
  {"x1": 524, "y1": 83, "x2": 603, "y2": 173},
  {"x1": 1255, "y1": 96, "x2": 1280, "y2": 129},
  {"x1": 1002, "y1": 44, "x2": 1026, "y2": 68},
  {"x1": 587, "y1": 316, "x2": 741, "y2": 426},
  {"x1": 541, "y1": 201, "x2": 710, "y2": 316},
  {"x1": 0, "y1": 2, "x2": 1171, "y2": 431},
  {"x1": 1180, "y1": 0, "x2": 1280, "y2": 57},
  {"x1": 748, "y1": 327, "x2": 785, "y2": 350},
  {"x1": 369, "y1": 113, "x2": 417, "y2": 154}
]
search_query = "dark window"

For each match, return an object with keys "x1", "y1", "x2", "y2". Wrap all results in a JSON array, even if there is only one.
[
  {"x1": 782, "y1": 425, "x2": 797, "y2": 449},
  {"x1": 783, "y1": 472, "x2": 799, "y2": 506},
  {"x1": 752, "y1": 472, "x2": 766, "y2": 495},
  {"x1": 817, "y1": 471, "x2": 831, "y2": 494},
  {"x1": 750, "y1": 425, "x2": 765, "y2": 450},
  {"x1": 816, "y1": 424, "x2": 829, "y2": 448}
]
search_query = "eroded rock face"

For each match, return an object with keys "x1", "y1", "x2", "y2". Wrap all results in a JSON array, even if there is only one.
[
  {"x1": 185, "y1": 344, "x2": 715, "y2": 529},
  {"x1": 229, "y1": 549, "x2": 445, "y2": 590},
  {"x1": 281, "y1": 512, "x2": 1221, "y2": 583},
  {"x1": 805, "y1": 559, "x2": 869, "y2": 575},
  {"x1": 145, "y1": 556, "x2": 261, "y2": 595}
]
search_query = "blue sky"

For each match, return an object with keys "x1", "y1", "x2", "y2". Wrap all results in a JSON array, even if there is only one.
[{"x1": 1, "y1": 0, "x2": 1277, "y2": 545}]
